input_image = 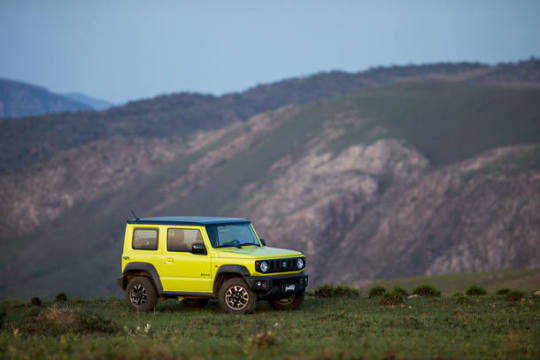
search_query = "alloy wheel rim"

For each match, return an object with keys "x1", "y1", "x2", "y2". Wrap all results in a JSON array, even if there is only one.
[
  {"x1": 130, "y1": 283, "x2": 148, "y2": 305},
  {"x1": 225, "y1": 285, "x2": 249, "y2": 310}
]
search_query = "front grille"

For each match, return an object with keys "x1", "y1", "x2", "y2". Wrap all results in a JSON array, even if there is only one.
[
  {"x1": 272, "y1": 277, "x2": 301, "y2": 286},
  {"x1": 267, "y1": 257, "x2": 303, "y2": 273},
  {"x1": 255, "y1": 257, "x2": 305, "y2": 273}
]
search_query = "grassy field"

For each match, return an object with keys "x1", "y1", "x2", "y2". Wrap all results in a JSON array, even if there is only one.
[
  {"x1": 1, "y1": 281, "x2": 539, "y2": 359},
  {"x1": 369, "y1": 268, "x2": 540, "y2": 296}
]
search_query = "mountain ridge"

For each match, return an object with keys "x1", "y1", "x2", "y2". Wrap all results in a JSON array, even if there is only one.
[
  {"x1": 64, "y1": 92, "x2": 114, "y2": 111},
  {"x1": 2, "y1": 59, "x2": 539, "y2": 174},
  {"x1": 0, "y1": 78, "x2": 91, "y2": 118}
]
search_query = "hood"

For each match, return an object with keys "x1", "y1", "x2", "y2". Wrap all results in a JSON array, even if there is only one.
[{"x1": 213, "y1": 246, "x2": 302, "y2": 259}]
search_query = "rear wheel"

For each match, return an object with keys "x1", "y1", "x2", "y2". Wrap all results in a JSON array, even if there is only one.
[
  {"x1": 218, "y1": 277, "x2": 256, "y2": 314},
  {"x1": 125, "y1": 276, "x2": 157, "y2": 312},
  {"x1": 182, "y1": 298, "x2": 209, "y2": 308},
  {"x1": 269, "y1": 292, "x2": 304, "y2": 310}
]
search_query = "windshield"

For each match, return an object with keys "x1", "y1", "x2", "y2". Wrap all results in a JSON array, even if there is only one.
[{"x1": 206, "y1": 223, "x2": 260, "y2": 248}]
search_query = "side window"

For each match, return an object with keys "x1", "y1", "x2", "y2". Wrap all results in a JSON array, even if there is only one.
[
  {"x1": 132, "y1": 228, "x2": 158, "y2": 250},
  {"x1": 167, "y1": 228, "x2": 203, "y2": 252}
]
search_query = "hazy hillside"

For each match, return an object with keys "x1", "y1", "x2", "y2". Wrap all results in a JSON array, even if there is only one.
[
  {"x1": 2, "y1": 59, "x2": 539, "y2": 174},
  {"x1": 0, "y1": 78, "x2": 90, "y2": 118},
  {"x1": 64, "y1": 92, "x2": 114, "y2": 111},
  {"x1": 1, "y1": 79, "x2": 539, "y2": 299}
]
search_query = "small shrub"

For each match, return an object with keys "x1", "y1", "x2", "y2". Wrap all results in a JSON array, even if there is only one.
[
  {"x1": 496, "y1": 288, "x2": 511, "y2": 295},
  {"x1": 314, "y1": 284, "x2": 334, "y2": 298},
  {"x1": 30, "y1": 297, "x2": 42, "y2": 306},
  {"x1": 412, "y1": 284, "x2": 441, "y2": 297},
  {"x1": 505, "y1": 290, "x2": 525, "y2": 302},
  {"x1": 466, "y1": 285, "x2": 487, "y2": 296},
  {"x1": 314, "y1": 284, "x2": 359, "y2": 298},
  {"x1": 391, "y1": 287, "x2": 409, "y2": 297},
  {"x1": 333, "y1": 285, "x2": 360, "y2": 297},
  {"x1": 455, "y1": 295, "x2": 469, "y2": 305},
  {"x1": 55, "y1": 292, "x2": 68, "y2": 302},
  {"x1": 380, "y1": 292, "x2": 404, "y2": 306},
  {"x1": 248, "y1": 330, "x2": 277, "y2": 349},
  {"x1": 368, "y1": 286, "x2": 386, "y2": 298}
]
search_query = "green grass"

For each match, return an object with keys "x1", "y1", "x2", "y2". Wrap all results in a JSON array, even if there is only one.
[
  {"x1": 368, "y1": 268, "x2": 540, "y2": 296},
  {"x1": 462, "y1": 144, "x2": 540, "y2": 181},
  {"x1": 1, "y1": 293, "x2": 539, "y2": 359}
]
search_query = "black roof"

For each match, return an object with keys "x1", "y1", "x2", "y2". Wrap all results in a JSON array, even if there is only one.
[{"x1": 126, "y1": 216, "x2": 250, "y2": 226}]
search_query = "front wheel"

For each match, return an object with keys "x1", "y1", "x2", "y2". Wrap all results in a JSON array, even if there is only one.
[
  {"x1": 218, "y1": 277, "x2": 257, "y2": 314},
  {"x1": 269, "y1": 292, "x2": 304, "y2": 310},
  {"x1": 125, "y1": 276, "x2": 158, "y2": 312}
]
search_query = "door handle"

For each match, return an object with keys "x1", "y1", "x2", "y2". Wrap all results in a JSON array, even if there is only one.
[{"x1": 166, "y1": 257, "x2": 174, "y2": 263}]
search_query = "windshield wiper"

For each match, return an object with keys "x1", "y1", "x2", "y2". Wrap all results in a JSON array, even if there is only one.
[
  {"x1": 218, "y1": 243, "x2": 257, "y2": 249},
  {"x1": 218, "y1": 244, "x2": 241, "y2": 249},
  {"x1": 237, "y1": 242, "x2": 259, "y2": 247}
]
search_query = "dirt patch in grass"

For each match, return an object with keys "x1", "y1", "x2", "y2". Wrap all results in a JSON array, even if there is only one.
[
  {"x1": 247, "y1": 330, "x2": 277, "y2": 349},
  {"x1": 21, "y1": 307, "x2": 119, "y2": 335},
  {"x1": 380, "y1": 293, "x2": 404, "y2": 306}
]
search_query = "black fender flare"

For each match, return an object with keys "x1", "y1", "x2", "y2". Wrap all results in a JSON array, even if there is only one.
[
  {"x1": 121, "y1": 262, "x2": 163, "y2": 292},
  {"x1": 213, "y1": 265, "x2": 250, "y2": 295}
]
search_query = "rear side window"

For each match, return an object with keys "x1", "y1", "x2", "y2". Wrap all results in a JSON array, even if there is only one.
[
  {"x1": 167, "y1": 228, "x2": 203, "y2": 252},
  {"x1": 132, "y1": 228, "x2": 158, "y2": 250}
]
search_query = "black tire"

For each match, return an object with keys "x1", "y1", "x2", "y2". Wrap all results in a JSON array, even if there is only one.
[
  {"x1": 125, "y1": 276, "x2": 158, "y2": 312},
  {"x1": 269, "y1": 291, "x2": 304, "y2": 310},
  {"x1": 218, "y1": 277, "x2": 257, "y2": 314},
  {"x1": 182, "y1": 298, "x2": 209, "y2": 308}
]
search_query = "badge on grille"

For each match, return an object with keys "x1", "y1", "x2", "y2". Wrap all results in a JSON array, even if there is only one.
[
  {"x1": 282, "y1": 261, "x2": 287, "y2": 268},
  {"x1": 285, "y1": 284, "x2": 295, "y2": 291}
]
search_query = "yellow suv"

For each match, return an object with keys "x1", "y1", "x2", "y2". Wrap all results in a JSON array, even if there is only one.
[{"x1": 118, "y1": 216, "x2": 308, "y2": 314}]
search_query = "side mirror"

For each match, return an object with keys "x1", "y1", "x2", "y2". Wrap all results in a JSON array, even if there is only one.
[
  {"x1": 260, "y1": 238, "x2": 266, "y2": 246},
  {"x1": 192, "y1": 243, "x2": 207, "y2": 255}
]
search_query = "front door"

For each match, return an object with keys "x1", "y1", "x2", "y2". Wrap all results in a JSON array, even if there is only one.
[{"x1": 160, "y1": 226, "x2": 212, "y2": 293}]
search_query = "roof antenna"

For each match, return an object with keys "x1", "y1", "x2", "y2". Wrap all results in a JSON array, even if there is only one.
[{"x1": 130, "y1": 209, "x2": 140, "y2": 220}]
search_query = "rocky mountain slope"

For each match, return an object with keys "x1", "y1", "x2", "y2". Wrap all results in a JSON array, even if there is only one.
[
  {"x1": 0, "y1": 78, "x2": 91, "y2": 118},
  {"x1": 1, "y1": 76, "x2": 539, "y2": 299}
]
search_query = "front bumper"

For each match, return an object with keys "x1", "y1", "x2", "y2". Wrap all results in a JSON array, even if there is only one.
[{"x1": 245, "y1": 272, "x2": 308, "y2": 299}]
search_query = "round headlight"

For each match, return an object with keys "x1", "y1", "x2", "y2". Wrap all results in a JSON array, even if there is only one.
[
  {"x1": 260, "y1": 261, "x2": 269, "y2": 273},
  {"x1": 297, "y1": 258, "x2": 304, "y2": 269}
]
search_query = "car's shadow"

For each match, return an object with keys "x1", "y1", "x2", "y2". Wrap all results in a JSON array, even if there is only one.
[{"x1": 156, "y1": 296, "x2": 318, "y2": 314}]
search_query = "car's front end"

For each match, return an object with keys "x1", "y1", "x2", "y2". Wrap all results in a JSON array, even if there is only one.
[
  {"x1": 247, "y1": 256, "x2": 308, "y2": 298},
  {"x1": 212, "y1": 245, "x2": 308, "y2": 299},
  {"x1": 204, "y1": 220, "x2": 308, "y2": 311}
]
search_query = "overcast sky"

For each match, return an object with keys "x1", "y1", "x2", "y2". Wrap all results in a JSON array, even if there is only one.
[{"x1": 1, "y1": 0, "x2": 539, "y2": 103}]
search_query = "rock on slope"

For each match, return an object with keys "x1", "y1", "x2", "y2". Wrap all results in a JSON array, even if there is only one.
[{"x1": 255, "y1": 144, "x2": 540, "y2": 286}]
